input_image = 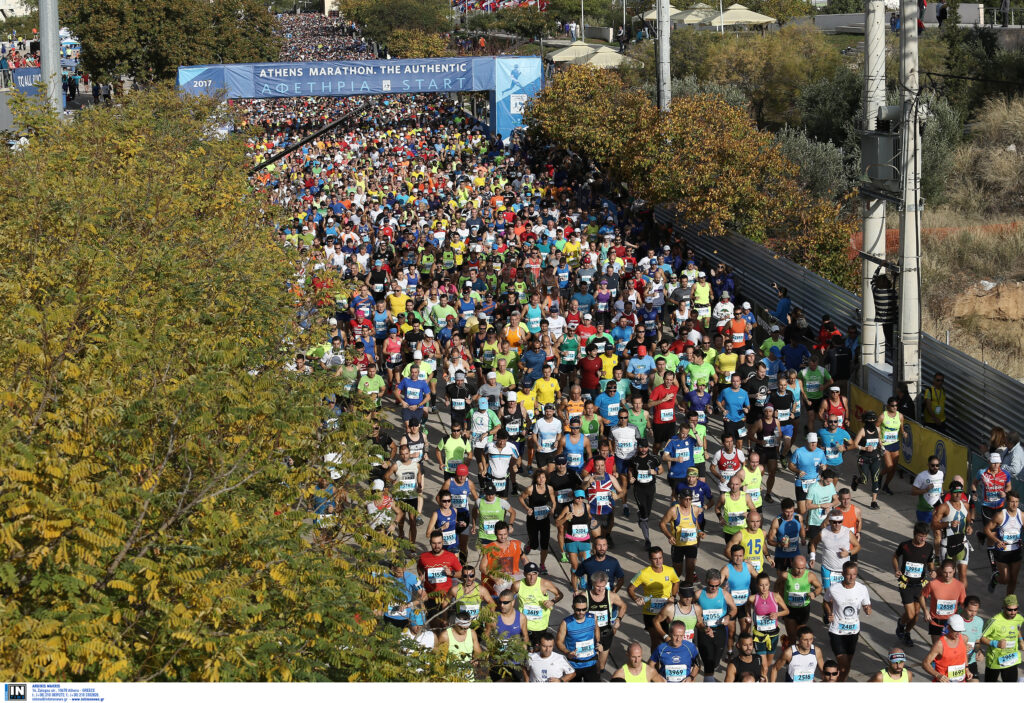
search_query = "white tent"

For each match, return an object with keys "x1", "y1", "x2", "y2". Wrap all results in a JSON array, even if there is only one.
[
  {"x1": 705, "y1": 3, "x2": 776, "y2": 26},
  {"x1": 549, "y1": 40, "x2": 598, "y2": 63},
  {"x1": 571, "y1": 45, "x2": 634, "y2": 68},
  {"x1": 641, "y1": 4, "x2": 682, "y2": 20}
]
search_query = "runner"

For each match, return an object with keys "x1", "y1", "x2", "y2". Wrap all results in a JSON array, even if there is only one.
[
  {"x1": 724, "y1": 632, "x2": 763, "y2": 681},
  {"x1": 480, "y1": 521, "x2": 525, "y2": 597},
  {"x1": 555, "y1": 594, "x2": 603, "y2": 682},
  {"x1": 768, "y1": 498, "x2": 806, "y2": 576},
  {"x1": 628, "y1": 547, "x2": 681, "y2": 652},
  {"x1": 921, "y1": 559, "x2": 967, "y2": 644},
  {"x1": 725, "y1": 510, "x2": 773, "y2": 575},
  {"x1": 652, "y1": 584, "x2": 702, "y2": 645},
  {"x1": 582, "y1": 440, "x2": 626, "y2": 545},
  {"x1": 810, "y1": 509, "x2": 861, "y2": 591},
  {"x1": 524, "y1": 632, "x2": 575, "y2": 682},
  {"x1": 436, "y1": 613, "x2": 482, "y2": 681},
  {"x1": 770, "y1": 625, "x2": 824, "y2": 681},
  {"x1": 584, "y1": 571, "x2": 629, "y2": 673},
  {"x1": 893, "y1": 521, "x2": 936, "y2": 647},
  {"x1": 627, "y1": 438, "x2": 661, "y2": 549},
  {"x1": 979, "y1": 594, "x2": 1023, "y2": 681},
  {"x1": 697, "y1": 568, "x2": 737, "y2": 680},
  {"x1": 385, "y1": 443, "x2": 422, "y2": 543},
  {"x1": 823, "y1": 562, "x2": 872, "y2": 681},
  {"x1": 867, "y1": 647, "x2": 913, "y2": 682},
  {"x1": 573, "y1": 535, "x2": 625, "y2": 593},
  {"x1": 519, "y1": 471, "x2": 555, "y2": 572},
  {"x1": 474, "y1": 480, "x2": 515, "y2": 548},
  {"x1": 716, "y1": 476, "x2": 756, "y2": 540},
  {"x1": 983, "y1": 489, "x2": 1022, "y2": 596},
  {"x1": 611, "y1": 641, "x2": 665, "y2": 681},
  {"x1": 911, "y1": 456, "x2": 945, "y2": 524},
  {"x1": 483, "y1": 430, "x2": 520, "y2": 499},
  {"x1": 448, "y1": 564, "x2": 494, "y2": 631},
  {"x1": 722, "y1": 544, "x2": 759, "y2": 640},
  {"x1": 748, "y1": 571, "x2": 789, "y2": 674},
  {"x1": 417, "y1": 531, "x2": 463, "y2": 632},
  {"x1": 511, "y1": 562, "x2": 564, "y2": 649},
  {"x1": 438, "y1": 465, "x2": 478, "y2": 564},
  {"x1": 775, "y1": 555, "x2": 823, "y2": 643},
  {"x1": 660, "y1": 488, "x2": 705, "y2": 584},
  {"x1": 650, "y1": 620, "x2": 701, "y2": 682},
  {"x1": 932, "y1": 478, "x2": 973, "y2": 586},
  {"x1": 556, "y1": 489, "x2": 593, "y2": 572},
  {"x1": 922, "y1": 613, "x2": 974, "y2": 681},
  {"x1": 851, "y1": 410, "x2": 884, "y2": 509},
  {"x1": 878, "y1": 396, "x2": 908, "y2": 496}
]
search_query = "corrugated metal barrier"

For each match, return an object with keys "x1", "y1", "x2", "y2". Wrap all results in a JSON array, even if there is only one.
[{"x1": 654, "y1": 206, "x2": 1024, "y2": 450}]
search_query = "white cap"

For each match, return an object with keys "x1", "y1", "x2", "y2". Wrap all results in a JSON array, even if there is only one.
[
  {"x1": 946, "y1": 614, "x2": 966, "y2": 632},
  {"x1": 329, "y1": 317, "x2": 338, "y2": 326},
  {"x1": 698, "y1": 271, "x2": 706, "y2": 277},
  {"x1": 770, "y1": 324, "x2": 780, "y2": 332},
  {"x1": 371, "y1": 479, "x2": 385, "y2": 491},
  {"x1": 663, "y1": 245, "x2": 671, "y2": 251},
  {"x1": 807, "y1": 432, "x2": 818, "y2": 443},
  {"x1": 829, "y1": 386, "x2": 841, "y2": 392},
  {"x1": 742, "y1": 302, "x2": 751, "y2": 310},
  {"x1": 584, "y1": 313, "x2": 593, "y2": 319},
  {"x1": 990, "y1": 452, "x2": 1003, "y2": 464},
  {"x1": 425, "y1": 329, "x2": 434, "y2": 337},
  {"x1": 413, "y1": 350, "x2": 423, "y2": 360},
  {"x1": 506, "y1": 391, "x2": 517, "y2": 401},
  {"x1": 487, "y1": 371, "x2": 497, "y2": 379}
]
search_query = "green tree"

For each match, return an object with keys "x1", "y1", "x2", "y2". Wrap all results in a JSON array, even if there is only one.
[
  {"x1": 796, "y1": 65, "x2": 861, "y2": 145},
  {"x1": 919, "y1": 92, "x2": 963, "y2": 203},
  {"x1": 61, "y1": 0, "x2": 281, "y2": 83},
  {"x1": 0, "y1": 88, "x2": 458, "y2": 682},
  {"x1": 746, "y1": 0, "x2": 814, "y2": 25},
  {"x1": 775, "y1": 126, "x2": 857, "y2": 200},
  {"x1": 340, "y1": 0, "x2": 451, "y2": 45},
  {"x1": 385, "y1": 28, "x2": 450, "y2": 58}
]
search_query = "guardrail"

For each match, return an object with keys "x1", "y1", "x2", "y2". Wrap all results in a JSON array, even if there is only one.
[{"x1": 653, "y1": 206, "x2": 1024, "y2": 453}]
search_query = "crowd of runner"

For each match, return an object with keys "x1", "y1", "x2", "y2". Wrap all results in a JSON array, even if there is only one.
[{"x1": 245, "y1": 14, "x2": 1024, "y2": 682}]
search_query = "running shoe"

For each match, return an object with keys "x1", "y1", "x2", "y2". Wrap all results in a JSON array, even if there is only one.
[
  {"x1": 623, "y1": 505, "x2": 630, "y2": 518},
  {"x1": 988, "y1": 573, "x2": 997, "y2": 593},
  {"x1": 870, "y1": 501, "x2": 879, "y2": 510},
  {"x1": 882, "y1": 485, "x2": 894, "y2": 496},
  {"x1": 560, "y1": 552, "x2": 569, "y2": 563},
  {"x1": 851, "y1": 476, "x2": 861, "y2": 492}
]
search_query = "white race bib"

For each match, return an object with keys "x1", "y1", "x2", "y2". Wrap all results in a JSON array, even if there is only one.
[
  {"x1": 903, "y1": 562, "x2": 924, "y2": 579},
  {"x1": 936, "y1": 599, "x2": 957, "y2": 616},
  {"x1": 664, "y1": 664, "x2": 688, "y2": 682},
  {"x1": 442, "y1": 530, "x2": 457, "y2": 546},
  {"x1": 777, "y1": 409, "x2": 791, "y2": 421},
  {"x1": 575, "y1": 639, "x2": 595, "y2": 658},
  {"x1": 523, "y1": 604, "x2": 543, "y2": 620},
  {"x1": 731, "y1": 589, "x2": 749, "y2": 603},
  {"x1": 571, "y1": 523, "x2": 589, "y2": 540},
  {"x1": 755, "y1": 614, "x2": 777, "y2": 632},
  {"x1": 660, "y1": 408, "x2": 675, "y2": 422},
  {"x1": 427, "y1": 566, "x2": 446, "y2": 584},
  {"x1": 704, "y1": 608, "x2": 723, "y2": 627}
]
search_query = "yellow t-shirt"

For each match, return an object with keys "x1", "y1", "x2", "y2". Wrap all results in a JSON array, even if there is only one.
[
  {"x1": 630, "y1": 566, "x2": 680, "y2": 615},
  {"x1": 715, "y1": 351, "x2": 739, "y2": 377},
  {"x1": 533, "y1": 377, "x2": 561, "y2": 406},
  {"x1": 517, "y1": 389, "x2": 538, "y2": 419},
  {"x1": 494, "y1": 369, "x2": 516, "y2": 388},
  {"x1": 388, "y1": 293, "x2": 410, "y2": 317},
  {"x1": 600, "y1": 354, "x2": 619, "y2": 379}
]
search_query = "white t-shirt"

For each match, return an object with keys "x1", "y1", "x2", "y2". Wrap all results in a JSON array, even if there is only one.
[
  {"x1": 912, "y1": 470, "x2": 945, "y2": 509},
  {"x1": 824, "y1": 582, "x2": 870, "y2": 635},
  {"x1": 547, "y1": 315, "x2": 567, "y2": 339},
  {"x1": 527, "y1": 651, "x2": 575, "y2": 682}
]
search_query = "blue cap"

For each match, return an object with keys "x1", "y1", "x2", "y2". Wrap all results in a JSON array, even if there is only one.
[
  {"x1": 573, "y1": 489, "x2": 586, "y2": 498},
  {"x1": 389, "y1": 327, "x2": 398, "y2": 334},
  {"x1": 374, "y1": 259, "x2": 383, "y2": 266},
  {"x1": 478, "y1": 398, "x2": 488, "y2": 409}
]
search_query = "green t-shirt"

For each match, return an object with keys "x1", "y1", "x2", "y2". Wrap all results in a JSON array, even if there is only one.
[
  {"x1": 983, "y1": 613, "x2": 1023, "y2": 669},
  {"x1": 690, "y1": 422, "x2": 707, "y2": 463},
  {"x1": 431, "y1": 304, "x2": 458, "y2": 326},
  {"x1": 686, "y1": 362, "x2": 715, "y2": 389},
  {"x1": 655, "y1": 352, "x2": 681, "y2": 373},
  {"x1": 357, "y1": 374, "x2": 386, "y2": 400},
  {"x1": 800, "y1": 367, "x2": 831, "y2": 399}
]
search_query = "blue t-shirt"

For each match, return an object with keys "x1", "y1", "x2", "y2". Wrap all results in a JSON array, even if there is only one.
[
  {"x1": 627, "y1": 356, "x2": 656, "y2": 389},
  {"x1": 782, "y1": 343, "x2": 810, "y2": 371},
  {"x1": 817, "y1": 427, "x2": 851, "y2": 466},
  {"x1": 521, "y1": 348, "x2": 548, "y2": 383},
  {"x1": 685, "y1": 391, "x2": 714, "y2": 423},
  {"x1": 652, "y1": 639, "x2": 699, "y2": 681},
  {"x1": 384, "y1": 571, "x2": 424, "y2": 624},
  {"x1": 594, "y1": 391, "x2": 622, "y2": 423},
  {"x1": 574, "y1": 555, "x2": 625, "y2": 589},
  {"x1": 663, "y1": 436, "x2": 697, "y2": 478},
  {"x1": 792, "y1": 446, "x2": 826, "y2": 488},
  {"x1": 398, "y1": 377, "x2": 431, "y2": 408},
  {"x1": 718, "y1": 387, "x2": 750, "y2": 423},
  {"x1": 572, "y1": 292, "x2": 595, "y2": 313}
]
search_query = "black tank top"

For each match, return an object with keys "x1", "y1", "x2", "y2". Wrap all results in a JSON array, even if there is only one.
[
  {"x1": 732, "y1": 654, "x2": 762, "y2": 681},
  {"x1": 858, "y1": 426, "x2": 881, "y2": 456},
  {"x1": 586, "y1": 588, "x2": 612, "y2": 631}
]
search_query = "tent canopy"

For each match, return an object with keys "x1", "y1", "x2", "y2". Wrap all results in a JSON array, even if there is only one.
[
  {"x1": 705, "y1": 3, "x2": 776, "y2": 25},
  {"x1": 573, "y1": 50, "x2": 633, "y2": 68},
  {"x1": 641, "y1": 4, "x2": 681, "y2": 20},
  {"x1": 548, "y1": 40, "x2": 597, "y2": 62}
]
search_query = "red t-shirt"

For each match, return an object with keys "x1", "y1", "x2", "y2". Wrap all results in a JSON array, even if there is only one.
[
  {"x1": 579, "y1": 356, "x2": 603, "y2": 390},
  {"x1": 649, "y1": 384, "x2": 680, "y2": 424},
  {"x1": 418, "y1": 550, "x2": 462, "y2": 594}
]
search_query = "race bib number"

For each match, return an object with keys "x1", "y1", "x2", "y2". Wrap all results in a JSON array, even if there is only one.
[
  {"x1": 998, "y1": 651, "x2": 1021, "y2": 667},
  {"x1": 674, "y1": 447, "x2": 691, "y2": 462},
  {"x1": 389, "y1": 352, "x2": 402, "y2": 363},
  {"x1": 731, "y1": 589, "x2": 749, "y2": 603},
  {"x1": 837, "y1": 620, "x2": 860, "y2": 634},
  {"x1": 607, "y1": 403, "x2": 620, "y2": 416},
  {"x1": 737, "y1": 426, "x2": 748, "y2": 438},
  {"x1": 575, "y1": 639, "x2": 595, "y2": 658},
  {"x1": 451, "y1": 398, "x2": 466, "y2": 411},
  {"x1": 637, "y1": 469, "x2": 653, "y2": 483},
  {"x1": 728, "y1": 512, "x2": 746, "y2": 526},
  {"x1": 463, "y1": 604, "x2": 480, "y2": 619},
  {"x1": 451, "y1": 494, "x2": 468, "y2": 509},
  {"x1": 427, "y1": 566, "x2": 446, "y2": 584},
  {"x1": 557, "y1": 489, "x2": 572, "y2": 504},
  {"x1": 660, "y1": 408, "x2": 675, "y2": 423},
  {"x1": 903, "y1": 562, "x2": 924, "y2": 579},
  {"x1": 787, "y1": 592, "x2": 809, "y2": 607},
  {"x1": 806, "y1": 381, "x2": 820, "y2": 393},
  {"x1": 704, "y1": 608, "x2": 723, "y2": 627},
  {"x1": 763, "y1": 435, "x2": 776, "y2": 448},
  {"x1": 747, "y1": 489, "x2": 761, "y2": 503},
  {"x1": 936, "y1": 599, "x2": 957, "y2": 616},
  {"x1": 793, "y1": 670, "x2": 814, "y2": 682},
  {"x1": 567, "y1": 452, "x2": 583, "y2": 467},
  {"x1": 562, "y1": 349, "x2": 577, "y2": 362},
  {"x1": 755, "y1": 615, "x2": 777, "y2": 632},
  {"x1": 492, "y1": 478, "x2": 507, "y2": 493},
  {"x1": 442, "y1": 530, "x2": 457, "y2": 546},
  {"x1": 571, "y1": 524, "x2": 589, "y2": 540},
  {"x1": 1002, "y1": 531, "x2": 1021, "y2": 550},
  {"x1": 697, "y1": 411, "x2": 706, "y2": 423},
  {"x1": 506, "y1": 421, "x2": 521, "y2": 435},
  {"x1": 593, "y1": 610, "x2": 609, "y2": 628},
  {"x1": 406, "y1": 387, "x2": 421, "y2": 400},
  {"x1": 523, "y1": 604, "x2": 544, "y2": 620},
  {"x1": 532, "y1": 505, "x2": 550, "y2": 520},
  {"x1": 947, "y1": 663, "x2": 966, "y2": 682},
  {"x1": 678, "y1": 528, "x2": 698, "y2": 543},
  {"x1": 826, "y1": 447, "x2": 840, "y2": 460},
  {"x1": 883, "y1": 429, "x2": 899, "y2": 444},
  {"x1": 399, "y1": 478, "x2": 417, "y2": 494},
  {"x1": 482, "y1": 519, "x2": 498, "y2": 534},
  {"x1": 777, "y1": 409, "x2": 791, "y2": 421},
  {"x1": 595, "y1": 493, "x2": 611, "y2": 508},
  {"x1": 540, "y1": 437, "x2": 556, "y2": 452},
  {"x1": 664, "y1": 664, "x2": 688, "y2": 682}
]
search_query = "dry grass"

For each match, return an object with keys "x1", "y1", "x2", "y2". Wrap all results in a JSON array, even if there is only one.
[
  {"x1": 946, "y1": 97, "x2": 1024, "y2": 215},
  {"x1": 920, "y1": 208, "x2": 1024, "y2": 379}
]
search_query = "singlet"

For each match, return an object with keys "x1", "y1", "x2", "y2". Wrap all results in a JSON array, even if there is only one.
[
  {"x1": 671, "y1": 602, "x2": 699, "y2": 641},
  {"x1": 564, "y1": 614, "x2": 598, "y2": 668},
  {"x1": 448, "y1": 478, "x2": 472, "y2": 512},
  {"x1": 940, "y1": 500, "x2": 968, "y2": 550},
  {"x1": 858, "y1": 425, "x2": 882, "y2": 456},
  {"x1": 722, "y1": 493, "x2": 749, "y2": 535},
  {"x1": 672, "y1": 505, "x2": 700, "y2": 546},
  {"x1": 698, "y1": 588, "x2": 727, "y2": 628},
  {"x1": 401, "y1": 432, "x2": 427, "y2": 465},
  {"x1": 434, "y1": 508, "x2": 458, "y2": 551},
  {"x1": 526, "y1": 484, "x2": 552, "y2": 522},
  {"x1": 744, "y1": 466, "x2": 764, "y2": 508},
  {"x1": 825, "y1": 399, "x2": 846, "y2": 426},
  {"x1": 525, "y1": 304, "x2": 543, "y2": 334},
  {"x1": 726, "y1": 562, "x2": 753, "y2": 605},
  {"x1": 477, "y1": 498, "x2": 506, "y2": 540},
  {"x1": 586, "y1": 588, "x2": 613, "y2": 631},
  {"x1": 932, "y1": 634, "x2": 968, "y2": 681},
  {"x1": 788, "y1": 645, "x2": 817, "y2": 682},
  {"x1": 453, "y1": 582, "x2": 484, "y2": 622},
  {"x1": 564, "y1": 399, "x2": 584, "y2": 422},
  {"x1": 880, "y1": 411, "x2": 902, "y2": 445},
  {"x1": 565, "y1": 505, "x2": 591, "y2": 542},
  {"x1": 753, "y1": 593, "x2": 780, "y2": 634},
  {"x1": 732, "y1": 655, "x2": 762, "y2": 682},
  {"x1": 784, "y1": 570, "x2": 812, "y2": 609},
  {"x1": 758, "y1": 418, "x2": 780, "y2": 450},
  {"x1": 716, "y1": 451, "x2": 744, "y2": 492},
  {"x1": 739, "y1": 527, "x2": 766, "y2": 573},
  {"x1": 839, "y1": 504, "x2": 858, "y2": 533},
  {"x1": 819, "y1": 526, "x2": 851, "y2": 573},
  {"x1": 998, "y1": 508, "x2": 1023, "y2": 552},
  {"x1": 517, "y1": 579, "x2": 552, "y2": 632},
  {"x1": 627, "y1": 408, "x2": 649, "y2": 438},
  {"x1": 880, "y1": 668, "x2": 910, "y2": 682},
  {"x1": 776, "y1": 517, "x2": 801, "y2": 557},
  {"x1": 622, "y1": 662, "x2": 649, "y2": 682},
  {"x1": 445, "y1": 627, "x2": 475, "y2": 680}
]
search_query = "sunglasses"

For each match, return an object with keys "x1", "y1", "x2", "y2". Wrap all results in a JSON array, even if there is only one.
[
  {"x1": 823, "y1": 670, "x2": 839, "y2": 677},
  {"x1": 499, "y1": 600, "x2": 513, "y2": 605},
  {"x1": 440, "y1": 499, "x2": 452, "y2": 504},
  {"x1": 573, "y1": 607, "x2": 588, "y2": 612}
]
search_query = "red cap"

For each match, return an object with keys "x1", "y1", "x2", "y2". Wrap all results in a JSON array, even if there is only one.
[
  {"x1": 456, "y1": 464, "x2": 469, "y2": 476},
  {"x1": 637, "y1": 345, "x2": 647, "y2": 355}
]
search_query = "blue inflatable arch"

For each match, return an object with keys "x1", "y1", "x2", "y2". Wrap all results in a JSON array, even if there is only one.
[{"x1": 177, "y1": 56, "x2": 543, "y2": 139}]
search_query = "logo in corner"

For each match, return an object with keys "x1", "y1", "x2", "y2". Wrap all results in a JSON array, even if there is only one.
[{"x1": 5, "y1": 684, "x2": 27, "y2": 701}]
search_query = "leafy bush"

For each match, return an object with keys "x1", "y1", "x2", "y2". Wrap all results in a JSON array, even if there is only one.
[
  {"x1": 775, "y1": 126, "x2": 857, "y2": 200},
  {"x1": 946, "y1": 97, "x2": 1024, "y2": 214}
]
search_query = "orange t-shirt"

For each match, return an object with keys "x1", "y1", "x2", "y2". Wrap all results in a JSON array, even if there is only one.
[{"x1": 922, "y1": 578, "x2": 966, "y2": 625}]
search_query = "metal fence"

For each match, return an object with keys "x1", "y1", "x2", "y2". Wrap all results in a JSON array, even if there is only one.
[{"x1": 653, "y1": 206, "x2": 1024, "y2": 450}]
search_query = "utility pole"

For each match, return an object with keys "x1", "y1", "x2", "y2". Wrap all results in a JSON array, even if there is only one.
[
  {"x1": 860, "y1": 0, "x2": 887, "y2": 375},
  {"x1": 897, "y1": 0, "x2": 923, "y2": 398},
  {"x1": 38, "y1": 0, "x2": 61, "y2": 113},
  {"x1": 581, "y1": 0, "x2": 586, "y2": 41},
  {"x1": 656, "y1": 0, "x2": 670, "y2": 111}
]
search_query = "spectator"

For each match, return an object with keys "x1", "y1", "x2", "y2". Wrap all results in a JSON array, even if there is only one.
[{"x1": 921, "y1": 372, "x2": 947, "y2": 434}]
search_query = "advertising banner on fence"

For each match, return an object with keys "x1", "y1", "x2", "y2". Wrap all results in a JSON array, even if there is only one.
[
  {"x1": 850, "y1": 384, "x2": 968, "y2": 486},
  {"x1": 177, "y1": 56, "x2": 542, "y2": 139}
]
